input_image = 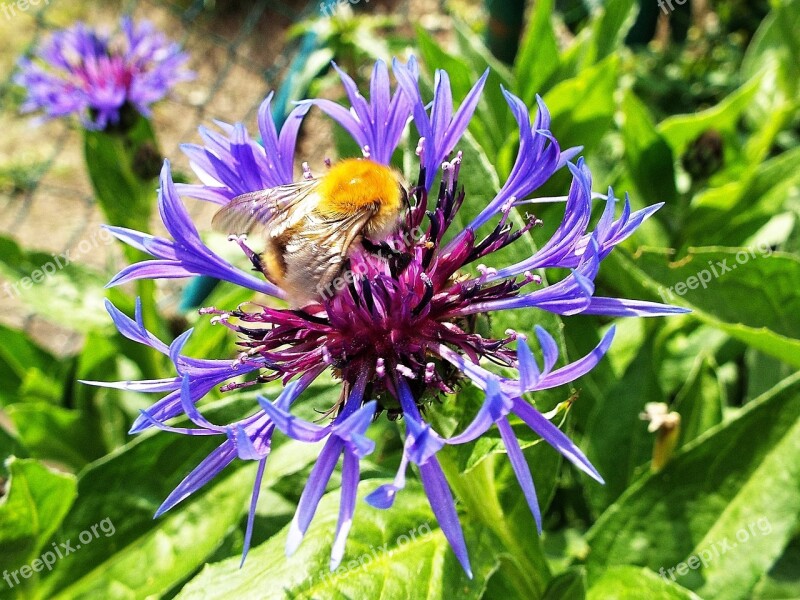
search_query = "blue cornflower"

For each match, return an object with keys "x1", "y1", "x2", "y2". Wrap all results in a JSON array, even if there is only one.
[
  {"x1": 88, "y1": 58, "x2": 686, "y2": 575},
  {"x1": 15, "y1": 16, "x2": 192, "y2": 129}
]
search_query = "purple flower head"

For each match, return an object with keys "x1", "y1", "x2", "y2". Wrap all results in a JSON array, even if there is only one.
[
  {"x1": 15, "y1": 16, "x2": 193, "y2": 130},
  {"x1": 89, "y1": 59, "x2": 687, "y2": 574}
]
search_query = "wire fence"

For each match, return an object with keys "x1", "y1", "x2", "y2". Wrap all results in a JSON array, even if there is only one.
[{"x1": 0, "y1": 0, "x2": 428, "y2": 354}]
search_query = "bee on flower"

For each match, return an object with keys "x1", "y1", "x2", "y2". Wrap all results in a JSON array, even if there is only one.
[{"x1": 85, "y1": 58, "x2": 686, "y2": 575}]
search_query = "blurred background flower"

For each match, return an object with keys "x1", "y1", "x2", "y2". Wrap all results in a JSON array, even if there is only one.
[{"x1": 14, "y1": 16, "x2": 192, "y2": 130}]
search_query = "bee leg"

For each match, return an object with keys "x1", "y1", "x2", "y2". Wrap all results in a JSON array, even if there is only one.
[
  {"x1": 362, "y1": 238, "x2": 413, "y2": 277},
  {"x1": 229, "y1": 235, "x2": 270, "y2": 278}
]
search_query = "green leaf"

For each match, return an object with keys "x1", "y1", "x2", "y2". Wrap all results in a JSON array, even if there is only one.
[
  {"x1": 585, "y1": 372, "x2": 800, "y2": 599},
  {"x1": 0, "y1": 321, "x2": 70, "y2": 407},
  {"x1": 657, "y1": 72, "x2": 764, "y2": 156},
  {"x1": 5, "y1": 403, "x2": 106, "y2": 469},
  {"x1": 174, "y1": 481, "x2": 501, "y2": 600},
  {"x1": 438, "y1": 452, "x2": 551, "y2": 598},
  {"x1": 741, "y1": 0, "x2": 800, "y2": 91},
  {"x1": 515, "y1": 0, "x2": 559, "y2": 101},
  {"x1": 542, "y1": 567, "x2": 587, "y2": 600},
  {"x1": 453, "y1": 20, "x2": 514, "y2": 159},
  {"x1": 620, "y1": 90, "x2": 677, "y2": 206},
  {"x1": 33, "y1": 395, "x2": 259, "y2": 600},
  {"x1": 751, "y1": 534, "x2": 800, "y2": 600},
  {"x1": 543, "y1": 54, "x2": 619, "y2": 158},
  {"x1": 587, "y1": 566, "x2": 701, "y2": 600},
  {"x1": 605, "y1": 247, "x2": 800, "y2": 367},
  {"x1": 0, "y1": 458, "x2": 77, "y2": 575},
  {"x1": 0, "y1": 235, "x2": 123, "y2": 335},
  {"x1": 43, "y1": 466, "x2": 253, "y2": 600},
  {"x1": 583, "y1": 0, "x2": 636, "y2": 66},
  {"x1": 0, "y1": 427, "x2": 27, "y2": 475},
  {"x1": 680, "y1": 144, "x2": 800, "y2": 249}
]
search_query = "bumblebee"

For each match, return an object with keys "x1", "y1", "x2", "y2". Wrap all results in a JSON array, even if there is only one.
[{"x1": 212, "y1": 158, "x2": 406, "y2": 306}]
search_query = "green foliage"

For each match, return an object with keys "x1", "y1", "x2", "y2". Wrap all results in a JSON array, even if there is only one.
[{"x1": 1, "y1": 1, "x2": 798, "y2": 598}]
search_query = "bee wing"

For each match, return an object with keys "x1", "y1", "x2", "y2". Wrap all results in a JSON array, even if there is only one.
[
  {"x1": 282, "y1": 205, "x2": 379, "y2": 297},
  {"x1": 211, "y1": 180, "x2": 320, "y2": 236}
]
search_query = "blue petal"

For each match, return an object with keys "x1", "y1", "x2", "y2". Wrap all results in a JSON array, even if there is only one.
[
  {"x1": 512, "y1": 397, "x2": 604, "y2": 484},
  {"x1": 497, "y1": 417, "x2": 542, "y2": 533},
  {"x1": 330, "y1": 451, "x2": 360, "y2": 571},
  {"x1": 155, "y1": 440, "x2": 237, "y2": 516},
  {"x1": 241, "y1": 458, "x2": 267, "y2": 566},
  {"x1": 516, "y1": 338, "x2": 540, "y2": 390},
  {"x1": 582, "y1": 297, "x2": 690, "y2": 317},
  {"x1": 419, "y1": 459, "x2": 472, "y2": 578},
  {"x1": 286, "y1": 438, "x2": 344, "y2": 556}
]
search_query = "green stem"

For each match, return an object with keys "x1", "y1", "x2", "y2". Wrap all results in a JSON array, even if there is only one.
[{"x1": 439, "y1": 450, "x2": 550, "y2": 596}]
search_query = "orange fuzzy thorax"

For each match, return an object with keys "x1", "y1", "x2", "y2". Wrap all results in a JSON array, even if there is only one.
[{"x1": 316, "y1": 158, "x2": 403, "y2": 238}]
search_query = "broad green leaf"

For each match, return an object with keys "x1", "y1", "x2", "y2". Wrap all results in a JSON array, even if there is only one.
[
  {"x1": 649, "y1": 322, "x2": 730, "y2": 405},
  {"x1": 542, "y1": 567, "x2": 587, "y2": 600},
  {"x1": 587, "y1": 566, "x2": 701, "y2": 600},
  {"x1": 439, "y1": 452, "x2": 551, "y2": 598},
  {"x1": 751, "y1": 534, "x2": 800, "y2": 600},
  {"x1": 32, "y1": 395, "x2": 259, "y2": 600},
  {"x1": 0, "y1": 236, "x2": 123, "y2": 334},
  {"x1": 583, "y1": 0, "x2": 636, "y2": 66},
  {"x1": 0, "y1": 324, "x2": 56, "y2": 384},
  {"x1": 744, "y1": 348, "x2": 796, "y2": 403},
  {"x1": 604, "y1": 247, "x2": 800, "y2": 367},
  {"x1": 681, "y1": 144, "x2": 800, "y2": 249},
  {"x1": 0, "y1": 322, "x2": 67, "y2": 407},
  {"x1": 620, "y1": 90, "x2": 677, "y2": 206},
  {"x1": 174, "y1": 481, "x2": 502, "y2": 600},
  {"x1": 543, "y1": 54, "x2": 619, "y2": 158},
  {"x1": 561, "y1": 316, "x2": 645, "y2": 431},
  {"x1": 741, "y1": 0, "x2": 800, "y2": 90},
  {"x1": 555, "y1": 0, "x2": 634, "y2": 80},
  {"x1": 43, "y1": 466, "x2": 252, "y2": 600},
  {"x1": 585, "y1": 372, "x2": 800, "y2": 599},
  {"x1": 0, "y1": 426, "x2": 27, "y2": 475},
  {"x1": 5, "y1": 403, "x2": 106, "y2": 469},
  {"x1": 0, "y1": 458, "x2": 77, "y2": 575}
]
